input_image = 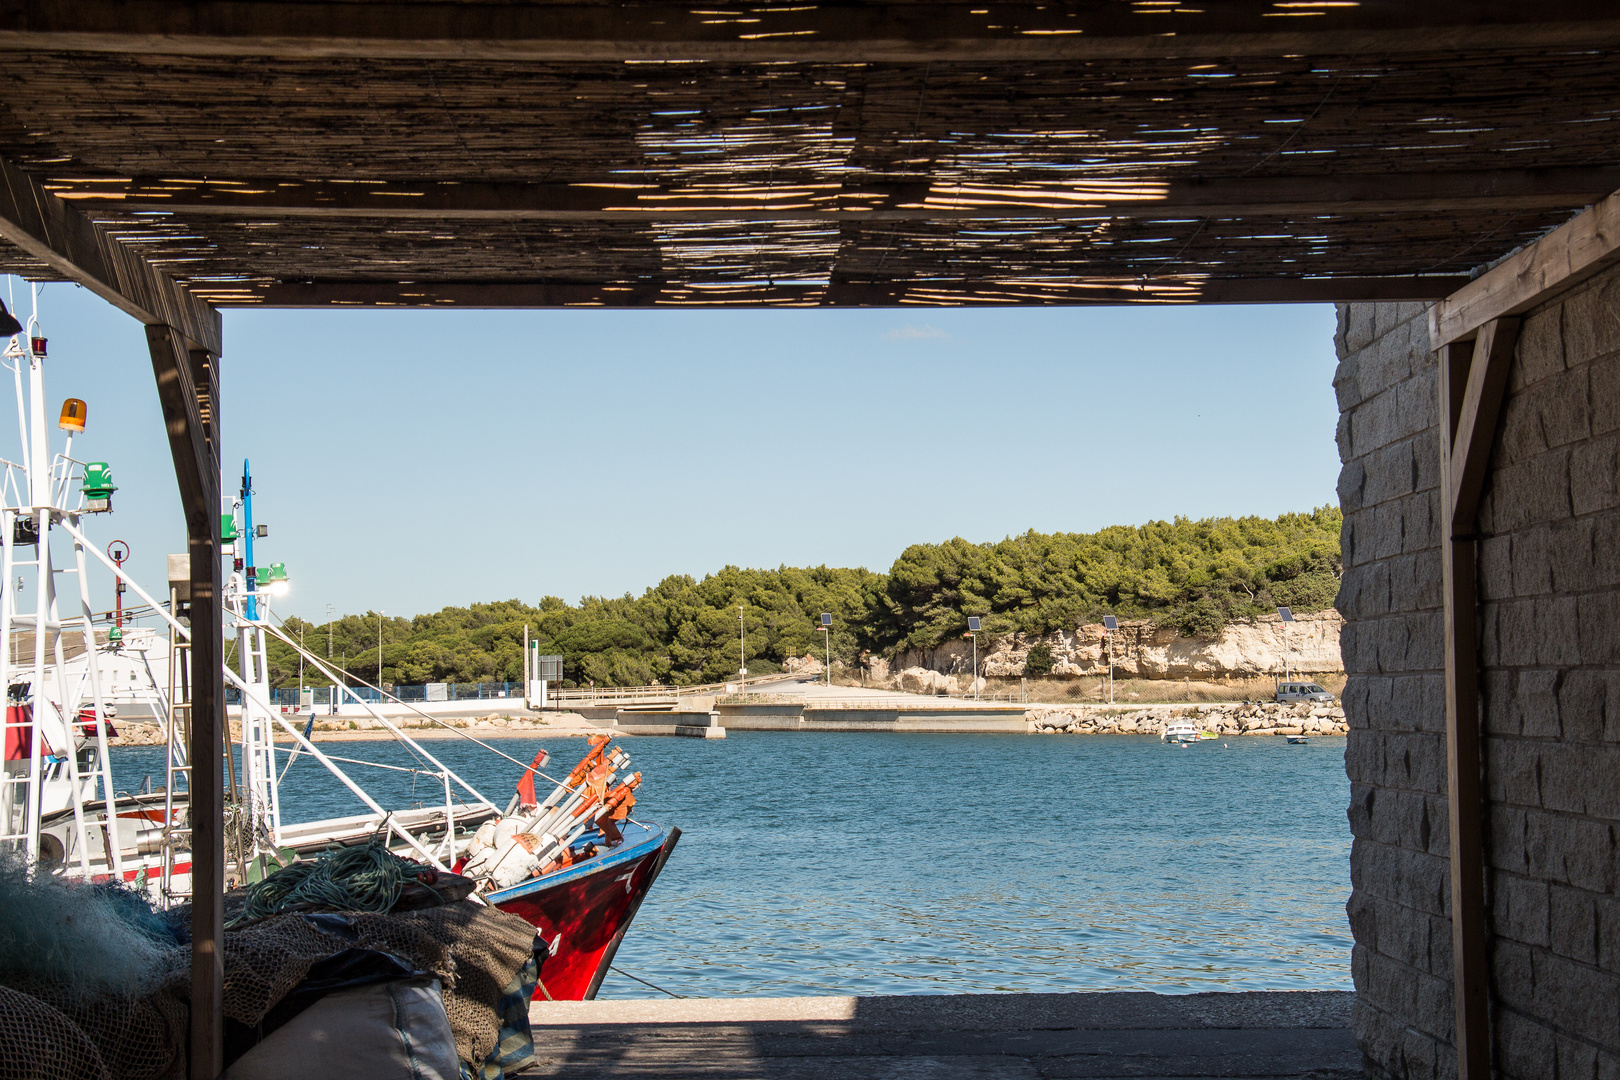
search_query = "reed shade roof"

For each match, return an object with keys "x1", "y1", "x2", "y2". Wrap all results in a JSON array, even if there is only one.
[{"x1": 0, "y1": 4, "x2": 1619, "y2": 306}]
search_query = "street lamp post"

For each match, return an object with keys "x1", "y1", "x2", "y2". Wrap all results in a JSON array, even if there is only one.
[
  {"x1": 1102, "y1": 615, "x2": 1118, "y2": 705},
  {"x1": 819, "y1": 613, "x2": 832, "y2": 686},
  {"x1": 377, "y1": 610, "x2": 384, "y2": 694},
  {"x1": 326, "y1": 603, "x2": 334, "y2": 658},
  {"x1": 967, "y1": 616, "x2": 982, "y2": 700},
  {"x1": 738, "y1": 605, "x2": 746, "y2": 682},
  {"x1": 1277, "y1": 606, "x2": 1295, "y2": 682}
]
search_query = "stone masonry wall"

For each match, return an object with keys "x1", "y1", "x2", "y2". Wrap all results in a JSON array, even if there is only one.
[
  {"x1": 1472, "y1": 271, "x2": 1620, "y2": 1080},
  {"x1": 1338, "y1": 269, "x2": 1620, "y2": 1079},
  {"x1": 1335, "y1": 299, "x2": 1453, "y2": 1080}
]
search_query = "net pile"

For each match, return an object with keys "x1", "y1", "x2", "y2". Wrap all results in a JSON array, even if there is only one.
[
  {"x1": 0, "y1": 847, "x2": 539, "y2": 1080},
  {"x1": 0, "y1": 857, "x2": 189, "y2": 1080}
]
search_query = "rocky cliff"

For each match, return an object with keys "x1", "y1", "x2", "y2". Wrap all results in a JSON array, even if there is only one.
[{"x1": 882, "y1": 609, "x2": 1343, "y2": 681}]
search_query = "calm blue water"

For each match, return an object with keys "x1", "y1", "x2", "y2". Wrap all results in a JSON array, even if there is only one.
[{"x1": 114, "y1": 731, "x2": 1353, "y2": 999}]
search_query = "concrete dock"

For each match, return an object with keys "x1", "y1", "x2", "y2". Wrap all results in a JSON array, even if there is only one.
[{"x1": 529, "y1": 991, "x2": 1359, "y2": 1079}]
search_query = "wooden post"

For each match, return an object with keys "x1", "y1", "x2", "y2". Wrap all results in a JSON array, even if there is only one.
[
  {"x1": 1437, "y1": 318, "x2": 1518, "y2": 1080},
  {"x1": 147, "y1": 326, "x2": 224, "y2": 1080}
]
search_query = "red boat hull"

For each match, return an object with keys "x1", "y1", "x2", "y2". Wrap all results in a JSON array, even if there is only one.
[{"x1": 489, "y1": 822, "x2": 679, "y2": 1001}]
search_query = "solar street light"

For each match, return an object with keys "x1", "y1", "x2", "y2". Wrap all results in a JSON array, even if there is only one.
[
  {"x1": 966, "y1": 616, "x2": 983, "y2": 699},
  {"x1": 819, "y1": 613, "x2": 833, "y2": 686},
  {"x1": 1102, "y1": 615, "x2": 1118, "y2": 703},
  {"x1": 1278, "y1": 607, "x2": 1294, "y2": 681}
]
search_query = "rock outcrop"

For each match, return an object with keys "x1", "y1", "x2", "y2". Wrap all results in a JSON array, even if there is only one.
[{"x1": 892, "y1": 609, "x2": 1343, "y2": 681}]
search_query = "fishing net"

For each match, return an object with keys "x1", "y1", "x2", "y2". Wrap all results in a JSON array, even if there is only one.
[
  {"x1": 196, "y1": 900, "x2": 536, "y2": 1069},
  {"x1": 0, "y1": 985, "x2": 111, "y2": 1080},
  {"x1": 0, "y1": 841, "x2": 538, "y2": 1080},
  {"x1": 0, "y1": 857, "x2": 189, "y2": 1080},
  {"x1": 1, "y1": 978, "x2": 188, "y2": 1080}
]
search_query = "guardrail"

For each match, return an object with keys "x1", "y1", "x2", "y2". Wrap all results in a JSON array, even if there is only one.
[{"x1": 716, "y1": 693, "x2": 1028, "y2": 709}]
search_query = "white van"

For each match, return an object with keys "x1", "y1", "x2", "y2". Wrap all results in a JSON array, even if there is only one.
[{"x1": 1277, "y1": 682, "x2": 1335, "y2": 704}]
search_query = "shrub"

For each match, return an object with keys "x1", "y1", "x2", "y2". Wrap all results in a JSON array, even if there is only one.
[
  {"x1": 1024, "y1": 642, "x2": 1055, "y2": 676},
  {"x1": 1178, "y1": 598, "x2": 1226, "y2": 639}
]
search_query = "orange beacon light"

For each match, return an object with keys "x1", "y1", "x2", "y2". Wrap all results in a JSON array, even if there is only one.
[{"x1": 58, "y1": 398, "x2": 86, "y2": 434}]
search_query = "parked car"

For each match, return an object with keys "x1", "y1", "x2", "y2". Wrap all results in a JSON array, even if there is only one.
[{"x1": 1277, "y1": 681, "x2": 1335, "y2": 704}]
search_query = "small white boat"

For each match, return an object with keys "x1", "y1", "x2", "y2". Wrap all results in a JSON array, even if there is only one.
[
  {"x1": 1162, "y1": 721, "x2": 1200, "y2": 744},
  {"x1": 1286, "y1": 733, "x2": 1310, "y2": 744}
]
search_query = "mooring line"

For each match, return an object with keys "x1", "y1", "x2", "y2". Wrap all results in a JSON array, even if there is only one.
[{"x1": 609, "y1": 966, "x2": 685, "y2": 999}]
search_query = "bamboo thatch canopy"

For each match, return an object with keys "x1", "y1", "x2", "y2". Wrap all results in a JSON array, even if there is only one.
[{"x1": 0, "y1": 2, "x2": 1616, "y2": 311}]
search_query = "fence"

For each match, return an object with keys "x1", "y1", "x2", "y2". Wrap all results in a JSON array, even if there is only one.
[{"x1": 227, "y1": 682, "x2": 520, "y2": 707}]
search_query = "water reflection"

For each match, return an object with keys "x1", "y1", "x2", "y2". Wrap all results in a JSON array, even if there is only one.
[{"x1": 116, "y1": 731, "x2": 1352, "y2": 998}]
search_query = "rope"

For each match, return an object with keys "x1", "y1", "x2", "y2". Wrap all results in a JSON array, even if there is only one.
[
  {"x1": 608, "y1": 966, "x2": 684, "y2": 999},
  {"x1": 229, "y1": 840, "x2": 429, "y2": 926}
]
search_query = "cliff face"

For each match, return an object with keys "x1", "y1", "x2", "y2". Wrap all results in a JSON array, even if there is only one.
[{"x1": 889, "y1": 609, "x2": 1344, "y2": 680}]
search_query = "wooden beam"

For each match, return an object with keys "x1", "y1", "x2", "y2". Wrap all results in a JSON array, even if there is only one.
[
  {"x1": 57, "y1": 168, "x2": 1620, "y2": 223},
  {"x1": 227, "y1": 275, "x2": 1467, "y2": 309},
  {"x1": 146, "y1": 325, "x2": 223, "y2": 1080},
  {"x1": 1435, "y1": 314, "x2": 1521, "y2": 1080},
  {"x1": 1450, "y1": 318, "x2": 1521, "y2": 525},
  {"x1": 0, "y1": 1, "x2": 1615, "y2": 61},
  {"x1": 0, "y1": 157, "x2": 220, "y2": 354},
  {"x1": 1432, "y1": 188, "x2": 1620, "y2": 348}
]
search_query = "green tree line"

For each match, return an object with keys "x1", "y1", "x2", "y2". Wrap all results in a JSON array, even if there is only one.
[{"x1": 261, "y1": 507, "x2": 1341, "y2": 689}]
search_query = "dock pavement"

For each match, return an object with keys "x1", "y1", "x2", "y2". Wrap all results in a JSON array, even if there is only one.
[{"x1": 529, "y1": 990, "x2": 1360, "y2": 1079}]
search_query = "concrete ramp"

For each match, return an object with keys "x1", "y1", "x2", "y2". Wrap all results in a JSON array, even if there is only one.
[{"x1": 529, "y1": 990, "x2": 1359, "y2": 1079}]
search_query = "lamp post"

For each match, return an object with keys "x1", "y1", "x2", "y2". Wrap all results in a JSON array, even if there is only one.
[
  {"x1": 377, "y1": 610, "x2": 384, "y2": 693},
  {"x1": 967, "y1": 616, "x2": 981, "y2": 700},
  {"x1": 1277, "y1": 606, "x2": 1295, "y2": 682},
  {"x1": 738, "y1": 605, "x2": 746, "y2": 682},
  {"x1": 326, "y1": 603, "x2": 334, "y2": 658},
  {"x1": 1102, "y1": 615, "x2": 1118, "y2": 705},
  {"x1": 819, "y1": 613, "x2": 832, "y2": 686}
]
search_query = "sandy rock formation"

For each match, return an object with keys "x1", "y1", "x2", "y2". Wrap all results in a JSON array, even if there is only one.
[{"x1": 892, "y1": 609, "x2": 1342, "y2": 681}]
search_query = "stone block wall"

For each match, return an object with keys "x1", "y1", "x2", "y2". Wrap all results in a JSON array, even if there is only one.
[{"x1": 1337, "y1": 268, "x2": 1620, "y2": 1079}]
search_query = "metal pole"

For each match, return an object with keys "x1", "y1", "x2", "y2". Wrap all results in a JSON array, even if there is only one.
[
  {"x1": 972, "y1": 633, "x2": 978, "y2": 700},
  {"x1": 1107, "y1": 631, "x2": 1114, "y2": 705},
  {"x1": 326, "y1": 602, "x2": 333, "y2": 658},
  {"x1": 823, "y1": 626, "x2": 830, "y2": 686},
  {"x1": 738, "y1": 605, "x2": 745, "y2": 679},
  {"x1": 377, "y1": 610, "x2": 383, "y2": 692}
]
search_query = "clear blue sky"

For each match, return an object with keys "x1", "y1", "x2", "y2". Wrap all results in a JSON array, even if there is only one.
[{"x1": 12, "y1": 279, "x2": 1341, "y2": 622}]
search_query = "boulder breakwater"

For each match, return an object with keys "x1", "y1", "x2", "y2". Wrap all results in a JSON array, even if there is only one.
[{"x1": 1027, "y1": 701, "x2": 1347, "y2": 737}]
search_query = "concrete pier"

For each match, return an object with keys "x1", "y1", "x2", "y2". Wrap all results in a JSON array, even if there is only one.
[{"x1": 529, "y1": 990, "x2": 1358, "y2": 1079}]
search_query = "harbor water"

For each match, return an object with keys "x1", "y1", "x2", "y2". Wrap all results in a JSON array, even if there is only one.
[{"x1": 115, "y1": 731, "x2": 1353, "y2": 999}]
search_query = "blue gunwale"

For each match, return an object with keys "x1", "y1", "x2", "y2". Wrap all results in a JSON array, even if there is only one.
[{"x1": 487, "y1": 821, "x2": 667, "y2": 903}]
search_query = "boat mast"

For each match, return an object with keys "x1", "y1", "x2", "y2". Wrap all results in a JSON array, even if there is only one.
[{"x1": 231, "y1": 461, "x2": 282, "y2": 859}]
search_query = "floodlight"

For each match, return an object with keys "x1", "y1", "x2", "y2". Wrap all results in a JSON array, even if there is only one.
[
  {"x1": 820, "y1": 613, "x2": 832, "y2": 626},
  {"x1": 967, "y1": 616, "x2": 981, "y2": 632},
  {"x1": 1278, "y1": 607, "x2": 1294, "y2": 622},
  {"x1": 1102, "y1": 615, "x2": 1118, "y2": 631}
]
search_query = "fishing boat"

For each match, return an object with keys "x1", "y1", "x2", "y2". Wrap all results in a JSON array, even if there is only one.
[
  {"x1": 1161, "y1": 720, "x2": 1200, "y2": 744},
  {"x1": 0, "y1": 297, "x2": 677, "y2": 999},
  {"x1": 1286, "y1": 734, "x2": 1309, "y2": 744}
]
